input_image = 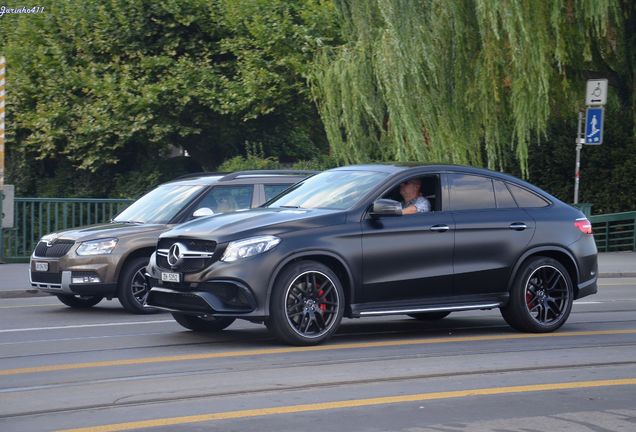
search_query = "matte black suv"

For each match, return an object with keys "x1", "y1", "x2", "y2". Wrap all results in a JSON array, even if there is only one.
[
  {"x1": 145, "y1": 164, "x2": 598, "y2": 344},
  {"x1": 29, "y1": 170, "x2": 314, "y2": 313}
]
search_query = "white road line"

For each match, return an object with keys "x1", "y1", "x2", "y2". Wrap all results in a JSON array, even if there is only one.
[{"x1": 0, "y1": 320, "x2": 175, "y2": 333}]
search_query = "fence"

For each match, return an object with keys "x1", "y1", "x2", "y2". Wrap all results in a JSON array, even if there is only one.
[
  {"x1": 590, "y1": 211, "x2": 636, "y2": 252},
  {"x1": 0, "y1": 197, "x2": 133, "y2": 262},
  {"x1": 1, "y1": 197, "x2": 634, "y2": 261}
]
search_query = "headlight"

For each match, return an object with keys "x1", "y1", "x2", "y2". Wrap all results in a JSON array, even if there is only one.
[
  {"x1": 76, "y1": 238, "x2": 118, "y2": 256},
  {"x1": 221, "y1": 235, "x2": 281, "y2": 262}
]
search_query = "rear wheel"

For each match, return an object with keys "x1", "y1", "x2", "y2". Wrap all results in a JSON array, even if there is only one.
[
  {"x1": 56, "y1": 294, "x2": 103, "y2": 308},
  {"x1": 117, "y1": 256, "x2": 156, "y2": 314},
  {"x1": 408, "y1": 311, "x2": 451, "y2": 321},
  {"x1": 501, "y1": 256, "x2": 573, "y2": 332},
  {"x1": 171, "y1": 312, "x2": 235, "y2": 332},
  {"x1": 267, "y1": 261, "x2": 344, "y2": 346}
]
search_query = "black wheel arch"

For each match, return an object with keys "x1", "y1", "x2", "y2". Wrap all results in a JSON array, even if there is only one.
[
  {"x1": 265, "y1": 250, "x2": 355, "y2": 316},
  {"x1": 508, "y1": 246, "x2": 580, "y2": 298},
  {"x1": 116, "y1": 247, "x2": 155, "y2": 284}
]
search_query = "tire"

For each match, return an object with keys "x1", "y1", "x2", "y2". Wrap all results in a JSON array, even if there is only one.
[
  {"x1": 171, "y1": 312, "x2": 235, "y2": 332},
  {"x1": 267, "y1": 260, "x2": 345, "y2": 346},
  {"x1": 501, "y1": 256, "x2": 574, "y2": 333},
  {"x1": 408, "y1": 311, "x2": 451, "y2": 321},
  {"x1": 117, "y1": 256, "x2": 157, "y2": 314},
  {"x1": 56, "y1": 294, "x2": 103, "y2": 308}
]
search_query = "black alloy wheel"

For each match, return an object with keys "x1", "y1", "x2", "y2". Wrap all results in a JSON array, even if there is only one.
[
  {"x1": 171, "y1": 312, "x2": 236, "y2": 332},
  {"x1": 501, "y1": 256, "x2": 573, "y2": 333},
  {"x1": 267, "y1": 261, "x2": 344, "y2": 346},
  {"x1": 118, "y1": 256, "x2": 157, "y2": 314},
  {"x1": 56, "y1": 294, "x2": 103, "y2": 308}
]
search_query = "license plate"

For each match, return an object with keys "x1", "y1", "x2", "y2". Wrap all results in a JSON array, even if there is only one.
[
  {"x1": 35, "y1": 262, "x2": 49, "y2": 272},
  {"x1": 161, "y1": 272, "x2": 181, "y2": 283}
]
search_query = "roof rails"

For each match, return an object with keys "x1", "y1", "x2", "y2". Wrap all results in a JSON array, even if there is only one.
[
  {"x1": 171, "y1": 172, "x2": 228, "y2": 181},
  {"x1": 218, "y1": 170, "x2": 318, "y2": 181}
]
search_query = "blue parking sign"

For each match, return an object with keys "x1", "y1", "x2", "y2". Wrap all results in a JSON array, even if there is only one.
[{"x1": 584, "y1": 107, "x2": 604, "y2": 145}]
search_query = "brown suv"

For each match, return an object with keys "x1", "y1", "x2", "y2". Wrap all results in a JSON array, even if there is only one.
[{"x1": 29, "y1": 170, "x2": 315, "y2": 313}]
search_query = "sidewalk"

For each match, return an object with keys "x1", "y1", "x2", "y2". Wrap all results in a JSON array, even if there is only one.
[{"x1": 1, "y1": 252, "x2": 634, "y2": 299}]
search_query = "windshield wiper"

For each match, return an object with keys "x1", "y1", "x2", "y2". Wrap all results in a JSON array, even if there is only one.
[
  {"x1": 278, "y1": 205, "x2": 302, "y2": 209},
  {"x1": 112, "y1": 220, "x2": 144, "y2": 224}
]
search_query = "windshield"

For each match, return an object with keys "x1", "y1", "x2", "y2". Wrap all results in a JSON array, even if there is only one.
[
  {"x1": 113, "y1": 184, "x2": 204, "y2": 224},
  {"x1": 266, "y1": 170, "x2": 389, "y2": 210}
]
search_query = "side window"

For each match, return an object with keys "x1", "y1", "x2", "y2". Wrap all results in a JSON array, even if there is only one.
[
  {"x1": 381, "y1": 174, "x2": 439, "y2": 212},
  {"x1": 449, "y1": 174, "x2": 496, "y2": 210},
  {"x1": 264, "y1": 184, "x2": 292, "y2": 201},
  {"x1": 195, "y1": 185, "x2": 254, "y2": 214},
  {"x1": 507, "y1": 183, "x2": 550, "y2": 208},
  {"x1": 494, "y1": 180, "x2": 517, "y2": 208}
]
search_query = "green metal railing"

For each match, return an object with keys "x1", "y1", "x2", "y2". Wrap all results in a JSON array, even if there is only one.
[
  {"x1": 1, "y1": 197, "x2": 133, "y2": 262},
  {"x1": 590, "y1": 211, "x2": 636, "y2": 252}
]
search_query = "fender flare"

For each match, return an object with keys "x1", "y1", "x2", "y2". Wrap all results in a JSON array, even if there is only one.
[
  {"x1": 265, "y1": 250, "x2": 356, "y2": 314},
  {"x1": 507, "y1": 245, "x2": 580, "y2": 292}
]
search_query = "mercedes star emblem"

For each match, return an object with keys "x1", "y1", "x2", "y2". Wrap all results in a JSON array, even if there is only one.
[{"x1": 167, "y1": 242, "x2": 187, "y2": 267}]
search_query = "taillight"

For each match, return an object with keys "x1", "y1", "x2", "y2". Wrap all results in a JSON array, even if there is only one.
[{"x1": 575, "y1": 218, "x2": 592, "y2": 234}]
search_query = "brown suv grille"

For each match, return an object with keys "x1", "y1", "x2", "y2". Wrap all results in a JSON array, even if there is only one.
[{"x1": 34, "y1": 240, "x2": 75, "y2": 258}]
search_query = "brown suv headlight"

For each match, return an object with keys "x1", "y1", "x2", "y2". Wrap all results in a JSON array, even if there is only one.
[{"x1": 76, "y1": 238, "x2": 118, "y2": 256}]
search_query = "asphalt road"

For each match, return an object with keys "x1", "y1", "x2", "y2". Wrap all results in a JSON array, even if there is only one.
[{"x1": 1, "y1": 278, "x2": 635, "y2": 432}]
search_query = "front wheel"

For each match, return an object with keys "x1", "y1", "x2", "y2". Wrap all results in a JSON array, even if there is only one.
[
  {"x1": 56, "y1": 294, "x2": 103, "y2": 308},
  {"x1": 117, "y1": 256, "x2": 157, "y2": 314},
  {"x1": 501, "y1": 256, "x2": 573, "y2": 333},
  {"x1": 171, "y1": 312, "x2": 235, "y2": 332},
  {"x1": 267, "y1": 261, "x2": 345, "y2": 346}
]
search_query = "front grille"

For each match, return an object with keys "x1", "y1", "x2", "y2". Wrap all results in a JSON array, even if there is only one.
[
  {"x1": 157, "y1": 237, "x2": 217, "y2": 273},
  {"x1": 157, "y1": 238, "x2": 216, "y2": 252},
  {"x1": 148, "y1": 290, "x2": 212, "y2": 313},
  {"x1": 34, "y1": 240, "x2": 75, "y2": 258},
  {"x1": 31, "y1": 272, "x2": 62, "y2": 284}
]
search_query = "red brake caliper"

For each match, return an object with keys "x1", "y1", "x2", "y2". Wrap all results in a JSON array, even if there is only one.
[
  {"x1": 318, "y1": 286, "x2": 327, "y2": 312},
  {"x1": 525, "y1": 290, "x2": 534, "y2": 308}
]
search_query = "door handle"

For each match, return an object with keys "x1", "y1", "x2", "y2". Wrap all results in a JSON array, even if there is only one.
[
  {"x1": 430, "y1": 224, "x2": 450, "y2": 232},
  {"x1": 509, "y1": 222, "x2": 527, "y2": 231}
]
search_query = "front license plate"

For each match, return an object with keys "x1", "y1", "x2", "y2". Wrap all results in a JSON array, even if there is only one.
[
  {"x1": 35, "y1": 262, "x2": 49, "y2": 272},
  {"x1": 161, "y1": 272, "x2": 181, "y2": 283}
]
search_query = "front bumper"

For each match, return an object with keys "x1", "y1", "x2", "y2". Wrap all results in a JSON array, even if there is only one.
[
  {"x1": 29, "y1": 257, "x2": 117, "y2": 297},
  {"x1": 144, "y1": 250, "x2": 277, "y2": 317}
]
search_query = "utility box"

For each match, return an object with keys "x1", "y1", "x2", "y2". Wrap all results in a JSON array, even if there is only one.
[{"x1": 1, "y1": 184, "x2": 14, "y2": 228}]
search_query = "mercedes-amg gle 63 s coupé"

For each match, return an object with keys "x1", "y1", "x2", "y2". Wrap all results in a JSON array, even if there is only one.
[{"x1": 145, "y1": 165, "x2": 598, "y2": 345}]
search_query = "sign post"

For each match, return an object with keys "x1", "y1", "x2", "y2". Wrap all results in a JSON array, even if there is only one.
[{"x1": 574, "y1": 79, "x2": 607, "y2": 204}]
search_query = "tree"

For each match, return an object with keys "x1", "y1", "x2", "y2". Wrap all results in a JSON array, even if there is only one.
[
  {"x1": 2, "y1": 0, "x2": 337, "y2": 197},
  {"x1": 311, "y1": 0, "x2": 633, "y2": 180}
]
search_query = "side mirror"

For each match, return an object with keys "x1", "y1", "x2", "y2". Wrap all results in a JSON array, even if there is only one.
[
  {"x1": 371, "y1": 199, "x2": 402, "y2": 217},
  {"x1": 192, "y1": 207, "x2": 214, "y2": 218}
]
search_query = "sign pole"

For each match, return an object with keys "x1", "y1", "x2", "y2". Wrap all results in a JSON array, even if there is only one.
[
  {"x1": 574, "y1": 111, "x2": 583, "y2": 204},
  {"x1": 0, "y1": 56, "x2": 5, "y2": 189}
]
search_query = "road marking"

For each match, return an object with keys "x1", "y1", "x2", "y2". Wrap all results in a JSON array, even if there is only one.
[
  {"x1": 2, "y1": 328, "x2": 636, "y2": 376},
  {"x1": 0, "y1": 303, "x2": 62, "y2": 309},
  {"x1": 0, "y1": 320, "x2": 175, "y2": 334},
  {"x1": 57, "y1": 378, "x2": 636, "y2": 432}
]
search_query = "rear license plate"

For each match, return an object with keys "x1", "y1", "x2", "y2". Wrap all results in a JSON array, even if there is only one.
[
  {"x1": 161, "y1": 272, "x2": 181, "y2": 283},
  {"x1": 35, "y1": 262, "x2": 49, "y2": 272}
]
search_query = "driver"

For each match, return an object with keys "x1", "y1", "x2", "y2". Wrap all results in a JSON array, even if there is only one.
[{"x1": 399, "y1": 178, "x2": 431, "y2": 214}]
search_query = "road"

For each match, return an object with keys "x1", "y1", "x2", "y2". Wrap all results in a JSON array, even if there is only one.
[{"x1": 1, "y1": 278, "x2": 635, "y2": 431}]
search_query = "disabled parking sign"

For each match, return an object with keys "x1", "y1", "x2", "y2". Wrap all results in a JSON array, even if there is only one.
[{"x1": 584, "y1": 107, "x2": 604, "y2": 145}]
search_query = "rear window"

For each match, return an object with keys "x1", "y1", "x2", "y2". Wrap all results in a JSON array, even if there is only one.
[
  {"x1": 449, "y1": 174, "x2": 496, "y2": 210},
  {"x1": 264, "y1": 184, "x2": 292, "y2": 201},
  {"x1": 507, "y1": 183, "x2": 550, "y2": 208}
]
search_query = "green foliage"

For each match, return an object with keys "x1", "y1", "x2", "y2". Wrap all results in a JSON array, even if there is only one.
[
  {"x1": 2, "y1": 0, "x2": 337, "y2": 197},
  {"x1": 312, "y1": 0, "x2": 630, "y2": 177},
  {"x1": 218, "y1": 143, "x2": 280, "y2": 171}
]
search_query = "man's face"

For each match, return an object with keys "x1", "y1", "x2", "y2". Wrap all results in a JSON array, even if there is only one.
[{"x1": 400, "y1": 180, "x2": 421, "y2": 201}]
